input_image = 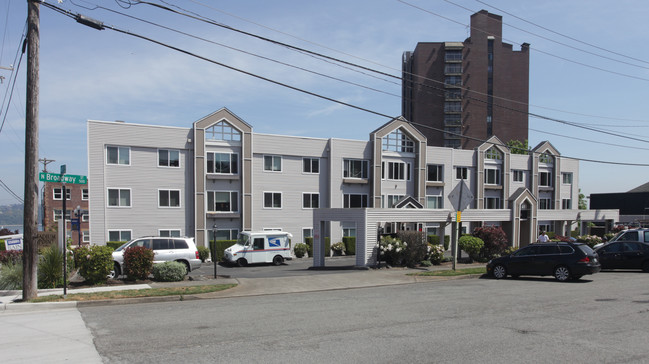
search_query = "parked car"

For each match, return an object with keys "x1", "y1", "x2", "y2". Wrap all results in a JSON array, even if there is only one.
[
  {"x1": 112, "y1": 236, "x2": 202, "y2": 277},
  {"x1": 594, "y1": 228, "x2": 649, "y2": 248},
  {"x1": 487, "y1": 242, "x2": 601, "y2": 281},
  {"x1": 594, "y1": 241, "x2": 649, "y2": 272}
]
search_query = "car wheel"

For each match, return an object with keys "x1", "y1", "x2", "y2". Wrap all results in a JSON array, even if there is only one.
[
  {"x1": 643, "y1": 261, "x2": 649, "y2": 273},
  {"x1": 237, "y1": 258, "x2": 248, "y2": 267},
  {"x1": 492, "y1": 264, "x2": 507, "y2": 279},
  {"x1": 272, "y1": 255, "x2": 284, "y2": 266},
  {"x1": 178, "y1": 260, "x2": 191, "y2": 274},
  {"x1": 554, "y1": 266, "x2": 570, "y2": 282}
]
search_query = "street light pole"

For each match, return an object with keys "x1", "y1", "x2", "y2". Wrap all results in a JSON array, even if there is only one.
[
  {"x1": 212, "y1": 224, "x2": 218, "y2": 279},
  {"x1": 75, "y1": 205, "x2": 82, "y2": 247}
]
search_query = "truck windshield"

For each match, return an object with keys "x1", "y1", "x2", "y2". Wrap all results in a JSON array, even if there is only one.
[{"x1": 237, "y1": 234, "x2": 249, "y2": 246}]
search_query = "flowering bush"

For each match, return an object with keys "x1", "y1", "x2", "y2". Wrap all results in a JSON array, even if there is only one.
[
  {"x1": 378, "y1": 236, "x2": 407, "y2": 266},
  {"x1": 473, "y1": 226, "x2": 508, "y2": 259},
  {"x1": 577, "y1": 235, "x2": 603, "y2": 248},
  {"x1": 124, "y1": 246, "x2": 154, "y2": 281},
  {"x1": 428, "y1": 244, "x2": 445, "y2": 265},
  {"x1": 331, "y1": 242, "x2": 346, "y2": 254}
]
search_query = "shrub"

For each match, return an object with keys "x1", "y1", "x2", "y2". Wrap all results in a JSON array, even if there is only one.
[
  {"x1": 473, "y1": 226, "x2": 509, "y2": 259},
  {"x1": 123, "y1": 246, "x2": 154, "y2": 281},
  {"x1": 210, "y1": 240, "x2": 235, "y2": 263},
  {"x1": 379, "y1": 236, "x2": 406, "y2": 266},
  {"x1": 0, "y1": 261, "x2": 22, "y2": 290},
  {"x1": 197, "y1": 246, "x2": 210, "y2": 262},
  {"x1": 76, "y1": 245, "x2": 114, "y2": 285},
  {"x1": 427, "y1": 235, "x2": 450, "y2": 251},
  {"x1": 106, "y1": 241, "x2": 125, "y2": 250},
  {"x1": 397, "y1": 231, "x2": 429, "y2": 267},
  {"x1": 428, "y1": 243, "x2": 445, "y2": 265},
  {"x1": 343, "y1": 236, "x2": 356, "y2": 255},
  {"x1": 305, "y1": 237, "x2": 313, "y2": 257},
  {"x1": 0, "y1": 250, "x2": 22, "y2": 265},
  {"x1": 0, "y1": 240, "x2": 4, "y2": 250},
  {"x1": 37, "y1": 245, "x2": 65, "y2": 289},
  {"x1": 331, "y1": 242, "x2": 345, "y2": 254},
  {"x1": 152, "y1": 261, "x2": 187, "y2": 282},
  {"x1": 458, "y1": 235, "x2": 484, "y2": 261},
  {"x1": 420, "y1": 260, "x2": 432, "y2": 267},
  {"x1": 294, "y1": 243, "x2": 307, "y2": 258},
  {"x1": 577, "y1": 235, "x2": 603, "y2": 248}
]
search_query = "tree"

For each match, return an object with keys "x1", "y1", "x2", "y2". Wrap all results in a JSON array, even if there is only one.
[
  {"x1": 579, "y1": 189, "x2": 587, "y2": 210},
  {"x1": 507, "y1": 139, "x2": 529, "y2": 155}
]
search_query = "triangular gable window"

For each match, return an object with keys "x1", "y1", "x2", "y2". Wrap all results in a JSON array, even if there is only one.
[
  {"x1": 383, "y1": 128, "x2": 414, "y2": 153},
  {"x1": 206, "y1": 120, "x2": 241, "y2": 141}
]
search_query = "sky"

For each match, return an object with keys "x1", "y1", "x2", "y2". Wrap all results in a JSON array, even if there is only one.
[{"x1": 1, "y1": 0, "x2": 648, "y2": 207}]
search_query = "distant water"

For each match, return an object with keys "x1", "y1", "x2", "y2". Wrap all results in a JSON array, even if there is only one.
[{"x1": 0, "y1": 225, "x2": 25, "y2": 234}]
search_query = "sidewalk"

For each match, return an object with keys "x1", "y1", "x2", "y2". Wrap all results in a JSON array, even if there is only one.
[{"x1": 0, "y1": 261, "x2": 485, "y2": 311}]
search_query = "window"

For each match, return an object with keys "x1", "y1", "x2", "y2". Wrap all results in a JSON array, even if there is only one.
[
  {"x1": 445, "y1": 50, "x2": 462, "y2": 62},
  {"x1": 303, "y1": 158, "x2": 319, "y2": 174},
  {"x1": 445, "y1": 89, "x2": 461, "y2": 100},
  {"x1": 82, "y1": 231, "x2": 90, "y2": 243},
  {"x1": 444, "y1": 101, "x2": 462, "y2": 112},
  {"x1": 213, "y1": 229, "x2": 238, "y2": 241},
  {"x1": 386, "y1": 195, "x2": 404, "y2": 208},
  {"x1": 426, "y1": 195, "x2": 443, "y2": 209},
  {"x1": 383, "y1": 129, "x2": 414, "y2": 153},
  {"x1": 343, "y1": 159, "x2": 369, "y2": 179},
  {"x1": 53, "y1": 187, "x2": 71, "y2": 200},
  {"x1": 562, "y1": 199, "x2": 572, "y2": 209},
  {"x1": 108, "y1": 230, "x2": 131, "y2": 242},
  {"x1": 485, "y1": 147, "x2": 502, "y2": 160},
  {"x1": 82, "y1": 212, "x2": 89, "y2": 222},
  {"x1": 562, "y1": 173, "x2": 573, "y2": 184},
  {"x1": 539, "y1": 198, "x2": 553, "y2": 210},
  {"x1": 264, "y1": 192, "x2": 282, "y2": 209},
  {"x1": 427, "y1": 165, "x2": 443, "y2": 182},
  {"x1": 445, "y1": 76, "x2": 462, "y2": 86},
  {"x1": 344, "y1": 194, "x2": 368, "y2": 208},
  {"x1": 303, "y1": 228, "x2": 313, "y2": 242},
  {"x1": 539, "y1": 172, "x2": 552, "y2": 187},
  {"x1": 207, "y1": 191, "x2": 238, "y2": 212},
  {"x1": 513, "y1": 170, "x2": 524, "y2": 182},
  {"x1": 539, "y1": 224, "x2": 554, "y2": 233},
  {"x1": 343, "y1": 228, "x2": 356, "y2": 237},
  {"x1": 106, "y1": 146, "x2": 130, "y2": 165},
  {"x1": 303, "y1": 193, "x2": 319, "y2": 209},
  {"x1": 207, "y1": 152, "x2": 238, "y2": 174},
  {"x1": 205, "y1": 120, "x2": 241, "y2": 141},
  {"x1": 158, "y1": 149, "x2": 180, "y2": 167},
  {"x1": 383, "y1": 161, "x2": 410, "y2": 180},
  {"x1": 53, "y1": 209, "x2": 71, "y2": 221},
  {"x1": 484, "y1": 169, "x2": 501, "y2": 185},
  {"x1": 159, "y1": 229, "x2": 181, "y2": 237},
  {"x1": 485, "y1": 197, "x2": 500, "y2": 209},
  {"x1": 82, "y1": 188, "x2": 89, "y2": 200},
  {"x1": 456, "y1": 167, "x2": 468, "y2": 180},
  {"x1": 159, "y1": 190, "x2": 181, "y2": 208},
  {"x1": 539, "y1": 153, "x2": 553, "y2": 164},
  {"x1": 107, "y1": 188, "x2": 131, "y2": 207},
  {"x1": 444, "y1": 64, "x2": 462, "y2": 73},
  {"x1": 264, "y1": 155, "x2": 282, "y2": 172}
]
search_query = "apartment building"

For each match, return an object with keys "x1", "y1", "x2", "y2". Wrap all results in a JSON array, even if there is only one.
[
  {"x1": 402, "y1": 10, "x2": 529, "y2": 149},
  {"x1": 42, "y1": 181, "x2": 89, "y2": 246},
  {"x1": 87, "y1": 108, "x2": 617, "y2": 265}
]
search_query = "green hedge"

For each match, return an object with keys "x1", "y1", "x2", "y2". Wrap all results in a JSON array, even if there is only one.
[
  {"x1": 342, "y1": 236, "x2": 356, "y2": 255},
  {"x1": 427, "y1": 235, "x2": 450, "y2": 250},
  {"x1": 106, "y1": 241, "x2": 125, "y2": 250},
  {"x1": 210, "y1": 240, "x2": 236, "y2": 262},
  {"x1": 0, "y1": 240, "x2": 4, "y2": 251},
  {"x1": 304, "y1": 237, "x2": 330, "y2": 257}
]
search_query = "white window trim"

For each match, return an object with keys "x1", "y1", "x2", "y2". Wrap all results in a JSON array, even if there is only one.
[
  {"x1": 562, "y1": 172, "x2": 573, "y2": 185},
  {"x1": 158, "y1": 229, "x2": 182, "y2": 237},
  {"x1": 512, "y1": 170, "x2": 524, "y2": 183},
  {"x1": 82, "y1": 188, "x2": 89, "y2": 201},
  {"x1": 263, "y1": 155, "x2": 283, "y2": 172},
  {"x1": 302, "y1": 192, "x2": 320, "y2": 209},
  {"x1": 383, "y1": 161, "x2": 411, "y2": 181},
  {"x1": 484, "y1": 168, "x2": 501, "y2": 185},
  {"x1": 263, "y1": 191, "x2": 283, "y2": 209},
  {"x1": 539, "y1": 171, "x2": 552, "y2": 187},
  {"x1": 343, "y1": 193, "x2": 369, "y2": 208},
  {"x1": 426, "y1": 195, "x2": 443, "y2": 209},
  {"x1": 456, "y1": 166, "x2": 468, "y2": 180},
  {"x1": 107, "y1": 188, "x2": 132, "y2": 208},
  {"x1": 108, "y1": 229, "x2": 132, "y2": 242},
  {"x1": 427, "y1": 164, "x2": 443, "y2": 182},
  {"x1": 158, "y1": 189, "x2": 182, "y2": 208},
  {"x1": 207, "y1": 190, "x2": 239, "y2": 213},
  {"x1": 82, "y1": 230, "x2": 90, "y2": 243},
  {"x1": 302, "y1": 157, "x2": 320, "y2": 174},
  {"x1": 207, "y1": 152, "x2": 239, "y2": 175},
  {"x1": 302, "y1": 227, "x2": 313, "y2": 242},
  {"x1": 157, "y1": 148, "x2": 181, "y2": 168},
  {"x1": 53, "y1": 187, "x2": 71, "y2": 201},
  {"x1": 106, "y1": 145, "x2": 131, "y2": 166},
  {"x1": 343, "y1": 159, "x2": 369, "y2": 179},
  {"x1": 82, "y1": 213, "x2": 89, "y2": 222}
]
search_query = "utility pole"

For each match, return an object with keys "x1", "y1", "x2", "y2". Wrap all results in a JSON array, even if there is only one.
[{"x1": 23, "y1": 0, "x2": 40, "y2": 301}]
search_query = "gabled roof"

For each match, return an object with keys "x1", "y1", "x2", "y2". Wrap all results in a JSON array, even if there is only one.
[
  {"x1": 370, "y1": 116, "x2": 426, "y2": 142},
  {"x1": 477, "y1": 135, "x2": 507, "y2": 153},
  {"x1": 531, "y1": 141, "x2": 560, "y2": 156},
  {"x1": 394, "y1": 195, "x2": 424, "y2": 209},
  {"x1": 629, "y1": 181, "x2": 649, "y2": 193}
]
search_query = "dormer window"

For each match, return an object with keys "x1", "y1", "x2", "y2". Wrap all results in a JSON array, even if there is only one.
[
  {"x1": 539, "y1": 153, "x2": 553, "y2": 164},
  {"x1": 383, "y1": 129, "x2": 414, "y2": 153}
]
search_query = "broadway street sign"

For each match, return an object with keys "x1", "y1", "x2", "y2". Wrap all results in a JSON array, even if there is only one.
[{"x1": 39, "y1": 172, "x2": 88, "y2": 184}]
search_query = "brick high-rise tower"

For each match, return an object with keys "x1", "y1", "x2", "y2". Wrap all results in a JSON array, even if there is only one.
[{"x1": 402, "y1": 10, "x2": 529, "y2": 149}]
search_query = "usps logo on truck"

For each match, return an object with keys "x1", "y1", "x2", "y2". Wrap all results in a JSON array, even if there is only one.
[{"x1": 268, "y1": 237, "x2": 281, "y2": 248}]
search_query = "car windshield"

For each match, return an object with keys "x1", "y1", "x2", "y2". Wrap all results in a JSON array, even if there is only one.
[
  {"x1": 114, "y1": 241, "x2": 132, "y2": 252},
  {"x1": 577, "y1": 244, "x2": 595, "y2": 255},
  {"x1": 237, "y1": 234, "x2": 250, "y2": 246}
]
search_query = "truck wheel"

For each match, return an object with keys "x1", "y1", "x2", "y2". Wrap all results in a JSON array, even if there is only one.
[
  {"x1": 273, "y1": 255, "x2": 284, "y2": 266},
  {"x1": 237, "y1": 258, "x2": 248, "y2": 267}
]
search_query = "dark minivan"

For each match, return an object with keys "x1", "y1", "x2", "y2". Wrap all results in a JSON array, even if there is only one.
[
  {"x1": 487, "y1": 242, "x2": 601, "y2": 281},
  {"x1": 594, "y1": 241, "x2": 649, "y2": 272}
]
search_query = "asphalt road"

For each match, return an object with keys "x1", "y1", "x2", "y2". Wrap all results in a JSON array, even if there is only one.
[{"x1": 80, "y1": 270, "x2": 649, "y2": 363}]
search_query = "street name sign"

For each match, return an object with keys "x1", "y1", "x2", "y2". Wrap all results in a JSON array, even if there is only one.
[{"x1": 39, "y1": 172, "x2": 88, "y2": 184}]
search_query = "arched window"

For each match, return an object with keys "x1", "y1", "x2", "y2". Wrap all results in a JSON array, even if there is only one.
[{"x1": 485, "y1": 147, "x2": 502, "y2": 160}]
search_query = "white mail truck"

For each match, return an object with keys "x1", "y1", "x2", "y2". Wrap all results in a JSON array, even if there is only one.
[{"x1": 224, "y1": 231, "x2": 293, "y2": 266}]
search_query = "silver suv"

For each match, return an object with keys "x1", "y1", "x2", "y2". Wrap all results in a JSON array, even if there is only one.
[{"x1": 112, "y1": 236, "x2": 202, "y2": 277}]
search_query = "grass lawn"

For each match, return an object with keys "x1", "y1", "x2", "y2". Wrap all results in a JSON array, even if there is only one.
[
  {"x1": 29, "y1": 284, "x2": 237, "y2": 303},
  {"x1": 409, "y1": 267, "x2": 486, "y2": 277}
]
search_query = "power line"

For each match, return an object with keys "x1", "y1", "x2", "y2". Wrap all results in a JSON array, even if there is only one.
[
  {"x1": 0, "y1": 178, "x2": 23, "y2": 203},
  {"x1": 0, "y1": 30, "x2": 26, "y2": 136},
  {"x1": 39, "y1": 2, "x2": 649, "y2": 167}
]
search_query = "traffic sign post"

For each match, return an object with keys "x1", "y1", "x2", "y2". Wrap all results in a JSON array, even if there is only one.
[{"x1": 449, "y1": 181, "x2": 474, "y2": 271}]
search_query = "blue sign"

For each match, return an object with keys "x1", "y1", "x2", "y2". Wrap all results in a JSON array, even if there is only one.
[
  {"x1": 71, "y1": 218, "x2": 80, "y2": 231},
  {"x1": 6, "y1": 238, "x2": 23, "y2": 251},
  {"x1": 268, "y1": 238, "x2": 281, "y2": 248}
]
